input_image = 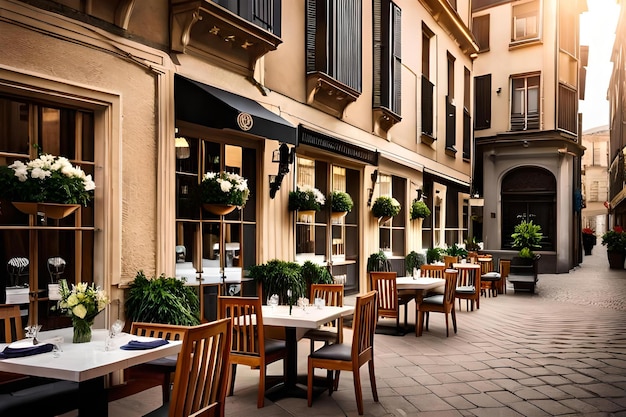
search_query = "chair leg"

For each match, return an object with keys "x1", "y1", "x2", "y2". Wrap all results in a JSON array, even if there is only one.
[
  {"x1": 416, "y1": 310, "x2": 423, "y2": 336},
  {"x1": 425, "y1": 312, "x2": 429, "y2": 331},
  {"x1": 162, "y1": 372, "x2": 172, "y2": 402},
  {"x1": 228, "y1": 363, "x2": 237, "y2": 396},
  {"x1": 333, "y1": 371, "x2": 341, "y2": 392},
  {"x1": 368, "y1": 359, "x2": 378, "y2": 402},
  {"x1": 307, "y1": 359, "x2": 314, "y2": 407},
  {"x1": 258, "y1": 364, "x2": 265, "y2": 408},
  {"x1": 353, "y1": 366, "x2": 364, "y2": 415},
  {"x1": 452, "y1": 308, "x2": 457, "y2": 334},
  {"x1": 445, "y1": 313, "x2": 449, "y2": 337}
]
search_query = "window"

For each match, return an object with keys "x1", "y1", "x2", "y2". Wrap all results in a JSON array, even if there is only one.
[
  {"x1": 463, "y1": 67, "x2": 471, "y2": 160},
  {"x1": 377, "y1": 174, "x2": 405, "y2": 260},
  {"x1": 511, "y1": 74, "x2": 540, "y2": 131},
  {"x1": 421, "y1": 25, "x2": 434, "y2": 138},
  {"x1": 306, "y1": 0, "x2": 362, "y2": 92},
  {"x1": 0, "y1": 96, "x2": 96, "y2": 330},
  {"x1": 446, "y1": 53, "x2": 456, "y2": 152},
  {"x1": 472, "y1": 14, "x2": 490, "y2": 52},
  {"x1": 373, "y1": 0, "x2": 402, "y2": 116},
  {"x1": 512, "y1": 0, "x2": 539, "y2": 42},
  {"x1": 175, "y1": 134, "x2": 257, "y2": 295},
  {"x1": 474, "y1": 74, "x2": 491, "y2": 130},
  {"x1": 213, "y1": 0, "x2": 282, "y2": 36}
]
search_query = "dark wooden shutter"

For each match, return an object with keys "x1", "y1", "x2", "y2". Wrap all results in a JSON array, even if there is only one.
[
  {"x1": 373, "y1": 0, "x2": 383, "y2": 108},
  {"x1": 474, "y1": 74, "x2": 491, "y2": 130},
  {"x1": 472, "y1": 14, "x2": 490, "y2": 52},
  {"x1": 392, "y1": 3, "x2": 401, "y2": 114},
  {"x1": 446, "y1": 98, "x2": 456, "y2": 151}
]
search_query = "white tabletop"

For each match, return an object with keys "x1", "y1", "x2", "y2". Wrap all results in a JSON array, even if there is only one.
[
  {"x1": 0, "y1": 327, "x2": 182, "y2": 382},
  {"x1": 396, "y1": 276, "x2": 445, "y2": 290},
  {"x1": 262, "y1": 305, "x2": 354, "y2": 329},
  {"x1": 452, "y1": 263, "x2": 481, "y2": 269}
]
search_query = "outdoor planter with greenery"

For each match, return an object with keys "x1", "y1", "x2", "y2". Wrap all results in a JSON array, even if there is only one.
[
  {"x1": 445, "y1": 243, "x2": 468, "y2": 258},
  {"x1": 124, "y1": 271, "x2": 200, "y2": 326},
  {"x1": 366, "y1": 250, "x2": 392, "y2": 272},
  {"x1": 511, "y1": 220, "x2": 543, "y2": 259},
  {"x1": 601, "y1": 226, "x2": 626, "y2": 268},
  {"x1": 426, "y1": 247, "x2": 443, "y2": 264},
  {"x1": 371, "y1": 196, "x2": 401, "y2": 220},
  {"x1": 288, "y1": 185, "x2": 325, "y2": 212},
  {"x1": 410, "y1": 200, "x2": 431, "y2": 220},
  {"x1": 582, "y1": 227, "x2": 597, "y2": 256},
  {"x1": 405, "y1": 251, "x2": 426, "y2": 275},
  {"x1": 248, "y1": 259, "x2": 306, "y2": 305},
  {"x1": 329, "y1": 190, "x2": 354, "y2": 213},
  {"x1": 200, "y1": 171, "x2": 249, "y2": 208}
]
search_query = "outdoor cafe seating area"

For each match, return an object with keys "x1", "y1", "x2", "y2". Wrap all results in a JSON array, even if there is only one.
[{"x1": 0, "y1": 253, "x2": 510, "y2": 417}]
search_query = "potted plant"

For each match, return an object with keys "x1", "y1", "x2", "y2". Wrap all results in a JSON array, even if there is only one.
[
  {"x1": 410, "y1": 200, "x2": 431, "y2": 220},
  {"x1": 366, "y1": 250, "x2": 392, "y2": 272},
  {"x1": 582, "y1": 227, "x2": 597, "y2": 256},
  {"x1": 511, "y1": 220, "x2": 543, "y2": 259},
  {"x1": 0, "y1": 151, "x2": 96, "y2": 219},
  {"x1": 248, "y1": 259, "x2": 306, "y2": 306},
  {"x1": 289, "y1": 185, "x2": 325, "y2": 222},
  {"x1": 300, "y1": 260, "x2": 333, "y2": 298},
  {"x1": 601, "y1": 226, "x2": 626, "y2": 269},
  {"x1": 200, "y1": 171, "x2": 249, "y2": 215},
  {"x1": 371, "y1": 195, "x2": 401, "y2": 223},
  {"x1": 124, "y1": 271, "x2": 200, "y2": 326},
  {"x1": 426, "y1": 247, "x2": 443, "y2": 264},
  {"x1": 445, "y1": 243, "x2": 468, "y2": 259},
  {"x1": 329, "y1": 190, "x2": 353, "y2": 219},
  {"x1": 464, "y1": 236, "x2": 481, "y2": 252},
  {"x1": 405, "y1": 251, "x2": 426, "y2": 276}
]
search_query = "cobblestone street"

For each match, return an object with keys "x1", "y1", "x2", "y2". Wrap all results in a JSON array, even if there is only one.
[{"x1": 111, "y1": 245, "x2": 626, "y2": 417}]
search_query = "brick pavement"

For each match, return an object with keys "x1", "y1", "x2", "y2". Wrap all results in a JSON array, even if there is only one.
[{"x1": 110, "y1": 245, "x2": 626, "y2": 417}]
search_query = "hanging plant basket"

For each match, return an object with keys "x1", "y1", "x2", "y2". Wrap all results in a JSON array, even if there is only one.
[
  {"x1": 331, "y1": 211, "x2": 347, "y2": 220},
  {"x1": 202, "y1": 203, "x2": 237, "y2": 216},
  {"x1": 12, "y1": 202, "x2": 81, "y2": 219},
  {"x1": 297, "y1": 209, "x2": 317, "y2": 223},
  {"x1": 378, "y1": 215, "x2": 393, "y2": 224}
]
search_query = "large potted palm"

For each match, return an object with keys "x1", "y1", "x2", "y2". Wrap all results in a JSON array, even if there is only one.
[{"x1": 509, "y1": 221, "x2": 543, "y2": 292}]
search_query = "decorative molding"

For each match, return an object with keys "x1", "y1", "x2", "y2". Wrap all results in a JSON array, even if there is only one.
[
  {"x1": 373, "y1": 107, "x2": 402, "y2": 133},
  {"x1": 305, "y1": 72, "x2": 361, "y2": 119},
  {"x1": 170, "y1": 0, "x2": 282, "y2": 76},
  {"x1": 114, "y1": 0, "x2": 137, "y2": 29}
]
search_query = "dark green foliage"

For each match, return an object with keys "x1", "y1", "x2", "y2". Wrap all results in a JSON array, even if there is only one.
[
  {"x1": 410, "y1": 200, "x2": 431, "y2": 220},
  {"x1": 367, "y1": 251, "x2": 392, "y2": 272},
  {"x1": 426, "y1": 247, "x2": 443, "y2": 264},
  {"x1": 445, "y1": 243, "x2": 468, "y2": 258},
  {"x1": 511, "y1": 220, "x2": 543, "y2": 257},
  {"x1": 405, "y1": 251, "x2": 426, "y2": 275},
  {"x1": 124, "y1": 271, "x2": 200, "y2": 326},
  {"x1": 330, "y1": 191, "x2": 354, "y2": 212},
  {"x1": 300, "y1": 261, "x2": 333, "y2": 285},
  {"x1": 248, "y1": 259, "x2": 306, "y2": 304},
  {"x1": 371, "y1": 196, "x2": 401, "y2": 218}
]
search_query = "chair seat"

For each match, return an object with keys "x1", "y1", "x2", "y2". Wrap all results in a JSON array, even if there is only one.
[
  {"x1": 481, "y1": 272, "x2": 501, "y2": 281},
  {"x1": 456, "y1": 286, "x2": 475, "y2": 293},
  {"x1": 303, "y1": 327, "x2": 339, "y2": 344},
  {"x1": 265, "y1": 338, "x2": 286, "y2": 354},
  {"x1": 143, "y1": 355, "x2": 178, "y2": 368},
  {"x1": 310, "y1": 342, "x2": 351, "y2": 361},
  {"x1": 421, "y1": 294, "x2": 444, "y2": 305},
  {"x1": 0, "y1": 380, "x2": 79, "y2": 417}
]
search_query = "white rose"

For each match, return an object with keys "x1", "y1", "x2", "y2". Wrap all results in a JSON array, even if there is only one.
[
  {"x1": 219, "y1": 180, "x2": 233, "y2": 193},
  {"x1": 72, "y1": 304, "x2": 87, "y2": 319}
]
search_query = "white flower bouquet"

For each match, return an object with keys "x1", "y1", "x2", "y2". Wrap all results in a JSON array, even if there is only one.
[
  {"x1": 0, "y1": 153, "x2": 95, "y2": 205},
  {"x1": 200, "y1": 171, "x2": 250, "y2": 207},
  {"x1": 288, "y1": 185, "x2": 326, "y2": 211},
  {"x1": 58, "y1": 279, "x2": 109, "y2": 343}
]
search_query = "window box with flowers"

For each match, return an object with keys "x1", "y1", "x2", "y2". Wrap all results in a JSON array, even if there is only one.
[
  {"x1": 289, "y1": 185, "x2": 325, "y2": 223},
  {"x1": 371, "y1": 195, "x2": 401, "y2": 224},
  {"x1": 329, "y1": 190, "x2": 353, "y2": 220},
  {"x1": 200, "y1": 171, "x2": 249, "y2": 215},
  {"x1": 0, "y1": 153, "x2": 95, "y2": 219},
  {"x1": 582, "y1": 228, "x2": 596, "y2": 256},
  {"x1": 601, "y1": 226, "x2": 626, "y2": 269}
]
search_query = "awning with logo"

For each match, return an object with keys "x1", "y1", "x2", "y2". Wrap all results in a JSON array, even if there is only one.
[{"x1": 174, "y1": 75, "x2": 297, "y2": 145}]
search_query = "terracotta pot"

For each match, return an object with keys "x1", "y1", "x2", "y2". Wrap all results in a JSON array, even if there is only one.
[
  {"x1": 330, "y1": 211, "x2": 347, "y2": 220},
  {"x1": 12, "y1": 202, "x2": 81, "y2": 219},
  {"x1": 607, "y1": 250, "x2": 625, "y2": 269},
  {"x1": 202, "y1": 204, "x2": 236, "y2": 216}
]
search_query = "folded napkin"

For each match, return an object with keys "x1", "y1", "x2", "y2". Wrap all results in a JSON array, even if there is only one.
[
  {"x1": 120, "y1": 339, "x2": 169, "y2": 350},
  {"x1": 0, "y1": 343, "x2": 54, "y2": 359}
]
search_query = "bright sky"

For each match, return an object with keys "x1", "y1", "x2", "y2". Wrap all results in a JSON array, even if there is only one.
[{"x1": 579, "y1": 0, "x2": 620, "y2": 131}]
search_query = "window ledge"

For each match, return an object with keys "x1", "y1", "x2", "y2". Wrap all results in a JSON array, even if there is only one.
[
  {"x1": 445, "y1": 146, "x2": 458, "y2": 157},
  {"x1": 509, "y1": 37, "x2": 542, "y2": 50},
  {"x1": 373, "y1": 107, "x2": 402, "y2": 133},
  {"x1": 171, "y1": 0, "x2": 282, "y2": 76},
  {"x1": 306, "y1": 72, "x2": 361, "y2": 118},
  {"x1": 421, "y1": 133, "x2": 436, "y2": 145}
]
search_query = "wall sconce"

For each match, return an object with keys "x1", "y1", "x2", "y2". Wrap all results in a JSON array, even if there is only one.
[
  {"x1": 367, "y1": 169, "x2": 378, "y2": 206},
  {"x1": 269, "y1": 143, "x2": 295, "y2": 199},
  {"x1": 496, "y1": 87, "x2": 502, "y2": 95},
  {"x1": 416, "y1": 188, "x2": 426, "y2": 201},
  {"x1": 175, "y1": 128, "x2": 190, "y2": 160}
]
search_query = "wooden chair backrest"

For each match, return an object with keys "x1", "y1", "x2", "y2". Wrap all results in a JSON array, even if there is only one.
[
  {"x1": 443, "y1": 269, "x2": 459, "y2": 306},
  {"x1": 479, "y1": 258, "x2": 494, "y2": 274},
  {"x1": 351, "y1": 290, "x2": 378, "y2": 364},
  {"x1": 443, "y1": 256, "x2": 458, "y2": 268},
  {"x1": 499, "y1": 259, "x2": 511, "y2": 280},
  {"x1": 369, "y1": 272, "x2": 398, "y2": 319},
  {"x1": 130, "y1": 322, "x2": 189, "y2": 341},
  {"x1": 454, "y1": 264, "x2": 478, "y2": 286},
  {"x1": 310, "y1": 284, "x2": 344, "y2": 308},
  {"x1": 188, "y1": 403, "x2": 218, "y2": 417},
  {"x1": 169, "y1": 319, "x2": 232, "y2": 417},
  {"x1": 218, "y1": 296, "x2": 265, "y2": 359},
  {"x1": 420, "y1": 264, "x2": 446, "y2": 278},
  {"x1": 0, "y1": 304, "x2": 24, "y2": 342}
]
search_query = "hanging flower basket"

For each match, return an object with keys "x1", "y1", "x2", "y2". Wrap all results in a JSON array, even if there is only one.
[
  {"x1": 12, "y1": 202, "x2": 81, "y2": 219},
  {"x1": 202, "y1": 203, "x2": 237, "y2": 216},
  {"x1": 331, "y1": 211, "x2": 348, "y2": 220}
]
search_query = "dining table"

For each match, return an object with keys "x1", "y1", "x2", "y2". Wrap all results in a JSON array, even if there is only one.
[
  {"x1": 0, "y1": 327, "x2": 182, "y2": 417},
  {"x1": 261, "y1": 304, "x2": 354, "y2": 401},
  {"x1": 396, "y1": 275, "x2": 446, "y2": 303}
]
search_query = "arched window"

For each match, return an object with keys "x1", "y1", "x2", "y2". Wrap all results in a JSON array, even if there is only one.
[{"x1": 501, "y1": 167, "x2": 556, "y2": 251}]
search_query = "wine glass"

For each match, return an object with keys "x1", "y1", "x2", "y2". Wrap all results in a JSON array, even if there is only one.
[
  {"x1": 25, "y1": 324, "x2": 42, "y2": 345},
  {"x1": 111, "y1": 319, "x2": 125, "y2": 337}
]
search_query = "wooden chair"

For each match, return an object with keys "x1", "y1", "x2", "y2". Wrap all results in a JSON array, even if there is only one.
[
  {"x1": 302, "y1": 284, "x2": 344, "y2": 353},
  {"x1": 420, "y1": 264, "x2": 446, "y2": 278},
  {"x1": 370, "y1": 271, "x2": 413, "y2": 331},
  {"x1": 218, "y1": 296, "x2": 287, "y2": 408},
  {"x1": 0, "y1": 304, "x2": 80, "y2": 417},
  {"x1": 479, "y1": 257, "x2": 495, "y2": 296},
  {"x1": 307, "y1": 290, "x2": 379, "y2": 415},
  {"x1": 454, "y1": 263, "x2": 481, "y2": 311},
  {"x1": 416, "y1": 270, "x2": 458, "y2": 337},
  {"x1": 144, "y1": 319, "x2": 232, "y2": 417},
  {"x1": 108, "y1": 322, "x2": 189, "y2": 402},
  {"x1": 499, "y1": 259, "x2": 511, "y2": 294},
  {"x1": 443, "y1": 255, "x2": 458, "y2": 268}
]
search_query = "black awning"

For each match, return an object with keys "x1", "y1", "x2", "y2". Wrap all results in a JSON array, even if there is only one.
[{"x1": 174, "y1": 75, "x2": 297, "y2": 145}]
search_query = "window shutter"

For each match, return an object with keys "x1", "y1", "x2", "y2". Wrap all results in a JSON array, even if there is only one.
[
  {"x1": 392, "y1": 3, "x2": 401, "y2": 115},
  {"x1": 474, "y1": 74, "x2": 491, "y2": 130},
  {"x1": 305, "y1": 0, "x2": 318, "y2": 73},
  {"x1": 472, "y1": 14, "x2": 490, "y2": 52},
  {"x1": 373, "y1": 0, "x2": 383, "y2": 108}
]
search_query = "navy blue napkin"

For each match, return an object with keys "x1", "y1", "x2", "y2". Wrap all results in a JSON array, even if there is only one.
[
  {"x1": 120, "y1": 339, "x2": 169, "y2": 350},
  {"x1": 0, "y1": 343, "x2": 54, "y2": 359}
]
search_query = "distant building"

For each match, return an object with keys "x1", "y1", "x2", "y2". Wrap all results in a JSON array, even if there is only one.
[{"x1": 581, "y1": 126, "x2": 609, "y2": 237}]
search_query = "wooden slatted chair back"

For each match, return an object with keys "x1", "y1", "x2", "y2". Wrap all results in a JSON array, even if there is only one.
[
  {"x1": 369, "y1": 272, "x2": 398, "y2": 320},
  {"x1": 420, "y1": 264, "x2": 446, "y2": 278},
  {"x1": 0, "y1": 304, "x2": 24, "y2": 342}
]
